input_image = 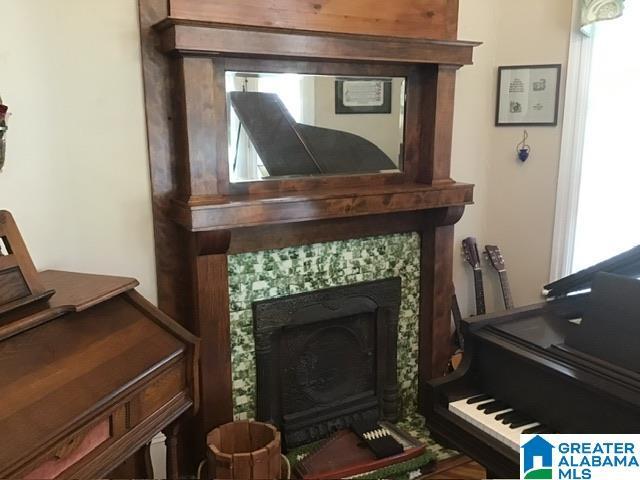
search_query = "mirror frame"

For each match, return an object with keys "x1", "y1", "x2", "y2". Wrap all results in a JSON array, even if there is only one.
[{"x1": 208, "y1": 58, "x2": 433, "y2": 196}]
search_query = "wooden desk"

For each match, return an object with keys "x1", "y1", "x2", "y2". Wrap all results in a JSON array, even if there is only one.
[{"x1": 0, "y1": 270, "x2": 199, "y2": 479}]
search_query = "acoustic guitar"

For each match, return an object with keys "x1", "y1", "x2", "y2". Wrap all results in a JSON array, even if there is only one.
[
  {"x1": 462, "y1": 237, "x2": 486, "y2": 316},
  {"x1": 484, "y1": 244, "x2": 514, "y2": 310}
]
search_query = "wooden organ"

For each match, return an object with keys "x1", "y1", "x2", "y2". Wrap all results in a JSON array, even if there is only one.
[{"x1": 0, "y1": 211, "x2": 199, "y2": 478}]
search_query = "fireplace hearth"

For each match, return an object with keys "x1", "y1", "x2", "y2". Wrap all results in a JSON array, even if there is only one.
[{"x1": 253, "y1": 278, "x2": 401, "y2": 449}]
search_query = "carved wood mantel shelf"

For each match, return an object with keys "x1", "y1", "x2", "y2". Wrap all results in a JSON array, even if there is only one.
[
  {"x1": 139, "y1": 0, "x2": 479, "y2": 474},
  {"x1": 174, "y1": 182, "x2": 474, "y2": 231},
  {"x1": 154, "y1": 19, "x2": 480, "y2": 66}
]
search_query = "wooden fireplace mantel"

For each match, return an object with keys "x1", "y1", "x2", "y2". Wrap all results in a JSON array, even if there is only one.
[
  {"x1": 173, "y1": 182, "x2": 474, "y2": 231},
  {"x1": 154, "y1": 18, "x2": 480, "y2": 66},
  {"x1": 139, "y1": 0, "x2": 479, "y2": 473},
  {"x1": 165, "y1": 0, "x2": 461, "y2": 40}
]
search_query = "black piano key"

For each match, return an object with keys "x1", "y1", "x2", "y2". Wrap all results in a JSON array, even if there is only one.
[
  {"x1": 482, "y1": 401, "x2": 510, "y2": 414},
  {"x1": 466, "y1": 394, "x2": 492, "y2": 405},
  {"x1": 499, "y1": 411, "x2": 522, "y2": 424},
  {"x1": 522, "y1": 425, "x2": 550, "y2": 435},
  {"x1": 476, "y1": 400, "x2": 500, "y2": 411},
  {"x1": 495, "y1": 410, "x2": 514, "y2": 421},
  {"x1": 510, "y1": 417, "x2": 536, "y2": 429}
]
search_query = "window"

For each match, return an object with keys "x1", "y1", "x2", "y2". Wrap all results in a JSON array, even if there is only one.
[
  {"x1": 571, "y1": 1, "x2": 640, "y2": 271},
  {"x1": 552, "y1": 1, "x2": 639, "y2": 276}
]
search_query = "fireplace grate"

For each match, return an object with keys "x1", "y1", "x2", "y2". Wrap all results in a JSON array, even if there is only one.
[{"x1": 253, "y1": 278, "x2": 401, "y2": 449}]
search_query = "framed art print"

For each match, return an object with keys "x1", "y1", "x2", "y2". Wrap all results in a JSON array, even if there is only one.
[
  {"x1": 495, "y1": 64, "x2": 561, "y2": 126},
  {"x1": 335, "y1": 78, "x2": 392, "y2": 114}
]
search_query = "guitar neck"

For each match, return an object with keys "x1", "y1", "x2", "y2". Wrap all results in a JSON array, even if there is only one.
[
  {"x1": 473, "y1": 269, "x2": 486, "y2": 315},
  {"x1": 451, "y1": 292, "x2": 465, "y2": 351},
  {"x1": 497, "y1": 270, "x2": 514, "y2": 310}
]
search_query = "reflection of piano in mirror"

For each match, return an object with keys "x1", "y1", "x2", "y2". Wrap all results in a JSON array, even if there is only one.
[
  {"x1": 229, "y1": 91, "x2": 398, "y2": 177},
  {"x1": 425, "y1": 246, "x2": 640, "y2": 478}
]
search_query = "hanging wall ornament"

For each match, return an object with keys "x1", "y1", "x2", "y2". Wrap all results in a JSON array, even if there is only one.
[
  {"x1": 0, "y1": 96, "x2": 8, "y2": 171},
  {"x1": 516, "y1": 130, "x2": 531, "y2": 162}
]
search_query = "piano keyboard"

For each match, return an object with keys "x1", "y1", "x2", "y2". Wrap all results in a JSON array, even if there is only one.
[{"x1": 449, "y1": 394, "x2": 552, "y2": 451}]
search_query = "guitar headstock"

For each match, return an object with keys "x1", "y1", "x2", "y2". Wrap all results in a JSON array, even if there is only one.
[
  {"x1": 484, "y1": 244, "x2": 506, "y2": 271},
  {"x1": 462, "y1": 237, "x2": 481, "y2": 270}
]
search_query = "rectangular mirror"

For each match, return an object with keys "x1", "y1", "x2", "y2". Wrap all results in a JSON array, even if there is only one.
[{"x1": 226, "y1": 72, "x2": 406, "y2": 182}]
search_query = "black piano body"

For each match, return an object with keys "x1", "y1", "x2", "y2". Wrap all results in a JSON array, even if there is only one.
[
  {"x1": 425, "y1": 246, "x2": 640, "y2": 478},
  {"x1": 229, "y1": 91, "x2": 399, "y2": 177}
]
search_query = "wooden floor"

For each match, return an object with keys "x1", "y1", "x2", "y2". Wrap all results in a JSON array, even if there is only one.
[{"x1": 422, "y1": 455, "x2": 486, "y2": 479}]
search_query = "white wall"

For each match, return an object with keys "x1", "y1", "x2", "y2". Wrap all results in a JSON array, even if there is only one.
[
  {"x1": 453, "y1": 0, "x2": 573, "y2": 314},
  {"x1": 0, "y1": 0, "x2": 157, "y2": 301},
  {"x1": 488, "y1": 0, "x2": 573, "y2": 308},
  {"x1": 451, "y1": 0, "x2": 501, "y2": 315}
]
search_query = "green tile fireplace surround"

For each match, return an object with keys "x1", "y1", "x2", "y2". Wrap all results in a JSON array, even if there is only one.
[{"x1": 227, "y1": 232, "x2": 422, "y2": 421}]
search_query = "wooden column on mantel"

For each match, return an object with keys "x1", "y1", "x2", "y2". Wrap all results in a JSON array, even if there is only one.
[{"x1": 138, "y1": 0, "x2": 480, "y2": 472}]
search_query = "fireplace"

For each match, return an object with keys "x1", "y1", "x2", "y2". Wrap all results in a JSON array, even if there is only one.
[{"x1": 252, "y1": 278, "x2": 401, "y2": 449}]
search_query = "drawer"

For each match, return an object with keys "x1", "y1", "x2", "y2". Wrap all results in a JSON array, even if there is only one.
[
  {"x1": 19, "y1": 360, "x2": 188, "y2": 479},
  {"x1": 127, "y1": 358, "x2": 188, "y2": 429},
  {"x1": 23, "y1": 418, "x2": 112, "y2": 480}
]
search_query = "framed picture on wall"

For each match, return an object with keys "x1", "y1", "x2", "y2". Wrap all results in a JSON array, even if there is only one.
[
  {"x1": 335, "y1": 78, "x2": 392, "y2": 114},
  {"x1": 495, "y1": 64, "x2": 561, "y2": 126}
]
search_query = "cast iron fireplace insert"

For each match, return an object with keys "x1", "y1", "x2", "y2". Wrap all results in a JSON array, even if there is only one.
[{"x1": 252, "y1": 278, "x2": 401, "y2": 449}]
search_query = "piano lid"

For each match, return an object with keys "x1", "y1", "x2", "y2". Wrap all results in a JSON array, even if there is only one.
[
  {"x1": 564, "y1": 272, "x2": 640, "y2": 373},
  {"x1": 544, "y1": 245, "x2": 640, "y2": 298},
  {"x1": 229, "y1": 91, "x2": 397, "y2": 177}
]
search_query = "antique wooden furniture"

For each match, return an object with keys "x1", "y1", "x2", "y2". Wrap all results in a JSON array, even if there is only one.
[
  {"x1": 425, "y1": 247, "x2": 640, "y2": 478},
  {"x1": 0, "y1": 209, "x2": 55, "y2": 314},
  {"x1": 139, "y1": 0, "x2": 479, "y2": 471},
  {"x1": 0, "y1": 210, "x2": 199, "y2": 479}
]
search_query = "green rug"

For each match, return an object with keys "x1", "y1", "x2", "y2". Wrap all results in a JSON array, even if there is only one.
[{"x1": 286, "y1": 412, "x2": 457, "y2": 479}]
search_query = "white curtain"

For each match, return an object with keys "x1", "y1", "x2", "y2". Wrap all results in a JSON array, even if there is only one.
[{"x1": 581, "y1": 0, "x2": 625, "y2": 34}]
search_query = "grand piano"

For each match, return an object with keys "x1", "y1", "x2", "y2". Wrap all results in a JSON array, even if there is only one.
[
  {"x1": 229, "y1": 91, "x2": 399, "y2": 177},
  {"x1": 426, "y1": 246, "x2": 640, "y2": 478}
]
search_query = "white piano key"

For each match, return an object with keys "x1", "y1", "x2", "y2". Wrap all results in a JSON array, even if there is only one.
[
  {"x1": 505, "y1": 421, "x2": 540, "y2": 451},
  {"x1": 449, "y1": 395, "x2": 541, "y2": 452}
]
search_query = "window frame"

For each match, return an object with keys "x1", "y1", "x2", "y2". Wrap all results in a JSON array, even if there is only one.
[{"x1": 549, "y1": 0, "x2": 596, "y2": 281}]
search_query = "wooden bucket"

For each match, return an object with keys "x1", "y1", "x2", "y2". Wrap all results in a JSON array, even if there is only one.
[{"x1": 207, "y1": 421, "x2": 282, "y2": 479}]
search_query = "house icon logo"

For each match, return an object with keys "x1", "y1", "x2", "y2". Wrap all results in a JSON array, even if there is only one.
[{"x1": 521, "y1": 435, "x2": 554, "y2": 479}]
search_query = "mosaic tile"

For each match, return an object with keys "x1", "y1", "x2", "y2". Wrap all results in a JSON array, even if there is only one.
[
  {"x1": 396, "y1": 411, "x2": 458, "y2": 462},
  {"x1": 228, "y1": 233, "x2": 422, "y2": 422}
]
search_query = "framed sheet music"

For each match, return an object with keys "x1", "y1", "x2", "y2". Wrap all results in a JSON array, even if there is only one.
[
  {"x1": 335, "y1": 78, "x2": 392, "y2": 114},
  {"x1": 495, "y1": 64, "x2": 561, "y2": 126}
]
